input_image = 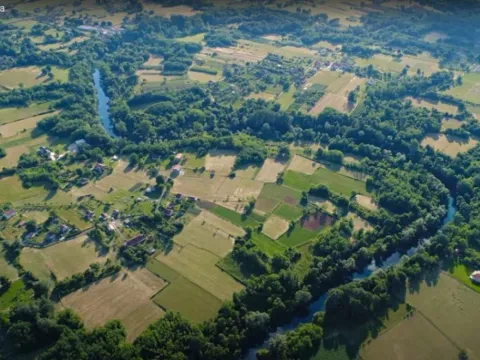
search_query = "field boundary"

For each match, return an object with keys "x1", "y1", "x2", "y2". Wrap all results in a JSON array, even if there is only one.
[
  {"x1": 295, "y1": 153, "x2": 367, "y2": 182},
  {"x1": 1, "y1": 109, "x2": 56, "y2": 124}
]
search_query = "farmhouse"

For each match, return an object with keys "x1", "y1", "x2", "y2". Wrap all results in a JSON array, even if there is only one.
[
  {"x1": 174, "y1": 153, "x2": 183, "y2": 163},
  {"x1": 171, "y1": 165, "x2": 182, "y2": 176},
  {"x1": 2, "y1": 209, "x2": 16, "y2": 220},
  {"x1": 37, "y1": 146, "x2": 56, "y2": 161},
  {"x1": 124, "y1": 234, "x2": 145, "y2": 247},
  {"x1": 470, "y1": 271, "x2": 480, "y2": 284}
]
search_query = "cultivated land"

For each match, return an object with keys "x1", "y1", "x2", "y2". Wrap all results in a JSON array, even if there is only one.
[
  {"x1": 0, "y1": 112, "x2": 58, "y2": 139},
  {"x1": 355, "y1": 194, "x2": 378, "y2": 211},
  {"x1": 204, "y1": 150, "x2": 236, "y2": 174},
  {"x1": 286, "y1": 154, "x2": 322, "y2": 175},
  {"x1": 155, "y1": 244, "x2": 243, "y2": 301},
  {"x1": 360, "y1": 311, "x2": 459, "y2": 360},
  {"x1": 444, "y1": 73, "x2": 480, "y2": 104},
  {"x1": 355, "y1": 53, "x2": 441, "y2": 75},
  {"x1": 60, "y1": 269, "x2": 166, "y2": 342},
  {"x1": 0, "y1": 66, "x2": 51, "y2": 89},
  {"x1": 0, "y1": 103, "x2": 52, "y2": 125},
  {"x1": 255, "y1": 158, "x2": 287, "y2": 183},
  {"x1": 173, "y1": 210, "x2": 239, "y2": 257},
  {"x1": 405, "y1": 273, "x2": 480, "y2": 359},
  {"x1": 262, "y1": 215, "x2": 290, "y2": 240},
  {"x1": 421, "y1": 133, "x2": 478, "y2": 157},
  {"x1": 20, "y1": 235, "x2": 111, "y2": 281},
  {"x1": 406, "y1": 96, "x2": 458, "y2": 114}
]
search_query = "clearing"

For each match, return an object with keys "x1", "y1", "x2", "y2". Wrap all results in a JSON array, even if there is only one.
[
  {"x1": 262, "y1": 215, "x2": 290, "y2": 240},
  {"x1": 354, "y1": 194, "x2": 378, "y2": 211},
  {"x1": 355, "y1": 53, "x2": 441, "y2": 76},
  {"x1": 441, "y1": 119, "x2": 464, "y2": 131},
  {"x1": 444, "y1": 72, "x2": 480, "y2": 104},
  {"x1": 421, "y1": 133, "x2": 478, "y2": 157},
  {"x1": 20, "y1": 235, "x2": 111, "y2": 282},
  {"x1": 346, "y1": 213, "x2": 373, "y2": 232},
  {"x1": 406, "y1": 97, "x2": 458, "y2": 114},
  {"x1": 0, "y1": 66, "x2": 51, "y2": 89},
  {"x1": 60, "y1": 269, "x2": 166, "y2": 342}
]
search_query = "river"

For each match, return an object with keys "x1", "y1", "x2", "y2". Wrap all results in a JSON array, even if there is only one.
[
  {"x1": 245, "y1": 197, "x2": 456, "y2": 359},
  {"x1": 93, "y1": 68, "x2": 117, "y2": 138}
]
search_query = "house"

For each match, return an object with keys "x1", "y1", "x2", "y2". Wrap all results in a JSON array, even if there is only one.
[
  {"x1": 171, "y1": 165, "x2": 182, "y2": 176},
  {"x1": 470, "y1": 271, "x2": 480, "y2": 284},
  {"x1": 17, "y1": 220, "x2": 27, "y2": 227},
  {"x1": 79, "y1": 178, "x2": 89, "y2": 186},
  {"x1": 112, "y1": 155, "x2": 119, "y2": 161},
  {"x1": 60, "y1": 224, "x2": 70, "y2": 234},
  {"x1": 100, "y1": 213, "x2": 108, "y2": 221},
  {"x1": 167, "y1": 202, "x2": 174, "y2": 209},
  {"x1": 147, "y1": 248, "x2": 156, "y2": 255},
  {"x1": 187, "y1": 196, "x2": 197, "y2": 202},
  {"x1": 124, "y1": 234, "x2": 145, "y2": 247},
  {"x1": 68, "y1": 139, "x2": 86, "y2": 153},
  {"x1": 37, "y1": 146, "x2": 56, "y2": 161},
  {"x1": 175, "y1": 193, "x2": 183, "y2": 200},
  {"x1": 24, "y1": 232, "x2": 36, "y2": 241},
  {"x1": 174, "y1": 153, "x2": 183, "y2": 163},
  {"x1": 111, "y1": 209, "x2": 119, "y2": 219},
  {"x1": 164, "y1": 209, "x2": 174, "y2": 217},
  {"x1": 2, "y1": 209, "x2": 16, "y2": 220},
  {"x1": 107, "y1": 222, "x2": 115, "y2": 233},
  {"x1": 93, "y1": 163, "x2": 106, "y2": 174},
  {"x1": 145, "y1": 186, "x2": 154, "y2": 194}
]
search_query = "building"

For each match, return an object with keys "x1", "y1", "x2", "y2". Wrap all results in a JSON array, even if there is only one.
[
  {"x1": 68, "y1": 139, "x2": 87, "y2": 153},
  {"x1": 174, "y1": 153, "x2": 183, "y2": 163},
  {"x1": 79, "y1": 178, "x2": 89, "y2": 186},
  {"x1": 100, "y1": 213, "x2": 108, "y2": 221},
  {"x1": 124, "y1": 234, "x2": 145, "y2": 247},
  {"x1": 470, "y1": 271, "x2": 480, "y2": 284},
  {"x1": 2, "y1": 209, "x2": 16, "y2": 220},
  {"x1": 107, "y1": 223, "x2": 115, "y2": 233},
  {"x1": 60, "y1": 224, "x2": 70, "y2": 234},
  {"x1": 164, "y1": 209, "x2": 174, "y2": 218},
  {"x1": 93, "y1": 163, "x2": 107, "y2": 174},
  {"x1": 171, "y1": 165, "x2": 182, "y2": 176},
  {"x1": 37, "y1": 146, "x2": 56, "y2": 161}
]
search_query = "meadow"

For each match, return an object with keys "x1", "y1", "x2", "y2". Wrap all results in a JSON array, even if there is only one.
[
  {"x1": 60, "y1": 269, "x2": 166, "y2": 342},
  {"x1": 406, "y1": 97, "x2": 458, "y2": 114},
  {"x1": 355, "y1": 53, "x2": 441, "y2": 75},
  {"x1": 444, "y1": 72, "x2": 480, "y2": 104},
  {"x1": 0, "y1": 112, "x2": 58, "y2": 139},
  {"x1": 0, "y1": 103, "x2": 52, "y2": 125},
  {"x1": 421, "y1": 133, "x2": 478, "y2": 157}
]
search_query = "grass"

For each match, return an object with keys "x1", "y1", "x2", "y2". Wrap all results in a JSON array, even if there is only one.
[
  {"x1": 51, "y1": 67, "x2": 69, "y2": 83},
  {"x1": 183, "y1": 153, "x2": 206, "y2": 168},
  {"x1": 0, "y1": 103, "x2": 52, "y2": 125},
  {"x1": 277, "y1": 85, "x2": 296, "y2": 111},
  {"x1": 216, "y1": 254, "x2": 248, "y2": 283},
  {"x1": 210, "y1": 205, "x2": 260, "y2": 228},
  {"x1": 444, "y1": 72, "x2": 480, "y2": 104},
  {"x1": 277, "y1": 226, "x2": 318, "y2": 247},
  {"x1": 259, "y1": 183, "x2": 302, "y2": 202},
  {"x1": 447, "y1": 263, "x2": 480, "y2": 293},
  {"x1": 0, "y1": 250, "x2": 19, "y2": 280},
  {"x1": 153, "y1": 276, "x2": 222, "y2": 324},
  {"x1": 273, "y1": 203, "x2": 304, "y2": 220},
  {"x1": 250, "y1": 232, "x2": 286, "y2": 255},
  {"x1": 177, "y1": 33, "x2": 206, "y2": 43},
  {"x1": 55, "y1": 207, "x2": 91, "y2": 230},
  {"x1": 146, "y1": 258, "x2": 181, "y2": 283},
  {"x1": 0, "y1": 279, "x2": 33, "y2": 311}
]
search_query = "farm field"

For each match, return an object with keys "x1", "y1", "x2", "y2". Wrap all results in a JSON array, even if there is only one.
[
  {"x1": 354, "y1": 53, "x2": 441, "y2": 75},
  {"x1": 188, "y1": 70, "x2": 222, "y2": 83},
  {"x1": 448, "y1": 263, "x2": 480, "y2": 293},
  {"x1": 60, "y1": 269, "x2": 166, "y2": 342},
  {"x1": 155, "y1": 244, "x2": 243, "y2": 301},
  {"x1": 277, "y1": 226, "x2": 318, "y2": 247},
  {"x1": 406, "y1": 96, "x2": 458, "y2": 114},
  {"x1": 309, "y1": 195, "x2": 336, "y2": 214},
  {"x1": 173, "y1": 210, "x2": 239, "y2": 257},
  {"x1": 20, "y1": 235, "x2": 112, "y2": 281},
  {"x1": 204, "y1": 150, "x2": 236, "y2": 174},
  {"x1": 0, "y1": 66, "x2": 50, "y2": 89},
  {"x1": 441, "y1": 118, "x2": 463, "y2": 130},
  {"x1": 308, "y1": 71, "x2": 364, "y2": 114},
  {"x1": 177, "y1": 33, "x2": 206, "y2": 43},
  {"x1": 0, "y1": 279, "x2": 32, "y2": 312},
  {"x1": 360, "y1": 311, "x2": 459, "y2": 360},
  {"x1": 153, "y1": 276, "x2": 222, "y2": 324},
  {"x1": 143, "y1": 56, "x2": 162, "y2": 67},
  {"x1": 141, "y1": 4, "x2": 199, "y2": 17},
  {"x1": 272, "y1": 203, "x2": 303, "y2": 221},
  {"x1": 0, "y1": 250, "x2": 19, "y2": 280},
  {"x1": 444, "y1": 72, "x2": 480, "y2": 104},
  {"x1": 346, "y1": 213, "x2": 373, "y2": 232},
  {"x1": 0, "y1": 103, "x2": 52, "y2": 125},
  {"x1": 245, "y1": 92, "x2": 276, "y2": 101},
  {"x1": 55, "y1": 207, "x2": 91, "y2": 230},
  {"x1": 355, "y1": 194, "x2": 378, "y2": 211},
  {"x1": 406, "y1": 272, "x2": 480, "y2": 359},
  {"x1": 255, "y1": 158, "x2": 288, "y2": 183},
  {"x1": 262, "y1": 215, "x2": 289, "y2": 240},
  {"x1": 0, "y1": 112, "x2": 58, "y2": 139},
  {"x1": 421, "y1": 133, "x2": 478, "y2": 157},
  {"x1": 209, "y1": 205, "x2": 260, "y2": 228},
  {"x1": 286, "y1": 154, "x2": 322, "y2": 175},
  {"x1": 277, "y1": 85, "x2": 296, "y2": 110}
]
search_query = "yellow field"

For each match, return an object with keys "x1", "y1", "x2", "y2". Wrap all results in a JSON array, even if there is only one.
[
  {"x1": 0, "y1": 103, "x2": 52, "y2": 125},
  {"x1": 355, "y1": 194, "x2": 378, "y2": 211},
  {"x1": 188, "y1": 71, "x2": 222, "y2": 83},
  {"x1": 421, "y1": 133, "x2": 478, "y2": 157},
  {"x1": 444, "y1": 73, "x2": 480, "y2": 104},
  {"x1": 255, "y1": 158, "x2": 288, "y2": 183},
  {"x1": 262, "y1": 215, "x2": 289, "y2": 240},
  {"x1": 204, "y1": 150, "x2": 236, "y2": 174},
  {"x1": 156, "y1": 244, "x2": 243, "y2": 301},
  {"x1": 287, "y1": 155, "x2": 322, "y2": 175},
  {"x1": 441, "y1": 118, "x2": 463, "y2": 131},
  {"x1": 173, "y1": 211, "x2": 241, "y2": 257},
  {"x1": 0, "y1": 112, "x2": 58, "y2": 139},
  {"x1": 20, "y1": 235, "x2": 112, "y2": 281},
  {"x1": 0, "y1": 66, "x2": 46, "y2": 89},
  {"x1": 60, "y1": 269, "x2": 166, "y2": 342},
  {"x1": 346, "y1": 213, "x2": 373, "y2": 232},
  {"x1": 406, "y1": 97, "x2": 458, "y2": 114}
]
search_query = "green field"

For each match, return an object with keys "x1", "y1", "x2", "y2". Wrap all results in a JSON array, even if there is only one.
[
  {"x1": 272, "y1": 203, "x2": 303, "y2": 221},
  {"x1": 0, "y1": 103, "x2": 52, "y2": 125},
  {"x1": 216, "y1": 254, "x2": 248, "y2": 283},
  {"x1": 259, "y1": 183, "x2": 302, "y2": 202},
  {"x1": 277, "y1": 85, "x2": 296, "y2": 110},
  {"x1": 444, "y1": 72, "x2": 480, "y2": 104},
  {"x1": 277, "y1": 226, "x2": 317, "y2": 247},
  {"x1": 210, "y1": 205, "x2": 260, "y2": 228},
  {"x1": 0, "y1": 279, "x2": 33, "y2": 311},
  {"x1": 283, "y1": 168, "x2": 368, "y2": 196},
  {"x1": 153, "y1": 276, "x2": 222, "y2": 324},
  {"x1": 0, "y1": 250, "x2": 19, "y2": 280},
  {"x1": 55, "y1": 207, "x2": 91, "y2": 230},
  {"x1": 146, "y1": 258, "x2": 182, "y2": 283},
  {"x1": 447, "y1": 263, "x2": 480, "y2": 293},
  {"x1": 251, "y1": 232, "x2": 286, "y2": 255}
]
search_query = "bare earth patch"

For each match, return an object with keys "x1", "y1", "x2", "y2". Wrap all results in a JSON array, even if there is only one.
[
  {"x1": 262, "y1": 215, "x2": 290, "y2": 240},
  {"x1": 355, "y1": 195, "x2": 378, "y2": 211},
  {"x1": 60, "y1": 269, "x2": 166, "y2": 342},
  {"x1": 287, "y1": 155, "x2": 322, "y2": 175},
  {"x1": 255, "y1": 158, "x2": 287, "y2": 183}
]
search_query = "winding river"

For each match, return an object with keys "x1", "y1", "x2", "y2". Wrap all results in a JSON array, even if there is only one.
[
  {"x1": 245, "y1": 196, "x2": 456, "y2": 359},
  {"x1": 93, "y1": 68, "x2": 117, "y2": 138}
]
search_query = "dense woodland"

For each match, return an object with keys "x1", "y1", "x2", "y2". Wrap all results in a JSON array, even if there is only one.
[{"x1": 1, "y1": 0, "x2": 480, "y2": 359}]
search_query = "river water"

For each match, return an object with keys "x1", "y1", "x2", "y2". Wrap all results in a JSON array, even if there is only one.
[
  {"x1": 245, "y1": 197, "x2": 456, "y2": 359},
  {"x1": 93, "y1": 69, "x2": 117, "y2": 138}
]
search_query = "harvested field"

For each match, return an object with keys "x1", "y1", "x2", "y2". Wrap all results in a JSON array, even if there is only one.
[
  {"x1": 173, "y1": 211, "x2": 240, "y2": 257},
  {"x1": 205, "y1": 150, "x2": 236, "y2": 174},
  {"x1": 153, "y1": 276, "x2": 222, "y2": 324},
  {"x1": 0, "y1": 112, "x2": 58, "y2": 139},
  {"x1": 235, "y1": 165, "x2": 260, "y2": 179},
  {"x1": 301, "y1": 212, "x2": 335, "y2": 231},
  {"x1": 309, "y1": 73, "x2": 364, "y2": 114},
  {"x1": 406, "y1": 272, "x2": 480, "y2": 359},
  {"x1": 156, "y1": 245, "x2": 243, "y2": 301},
  {"x1": 406, "y1": 97, "x2": 458, "y2": 114},
  {"x1": 262, "y1": 215, "x2": 290, "y2": 240},
  {"x1": 20, "y1": 235, "x2": 111, "y2": 281},
  {"x1": 255, "y1": 158, "x2": 288, "y2": 183},
  {"x1": 60, "y1": 269, "x2": 166, "y2": 342},
  {"x1": 309, "y1": 196, "x2": 337, "y2": 214},
  {"x1": 441, "y1": 118, "x2": 464, "y2": 130},
  {"x1": 255, "y1": 196, "x2": 281, "y2": 213},
  {"x1": 346, "y1": 213, "x2": 373, "y2": 232},
  {"x1": 360, "y1": 312, "x2": 459, "y2": 360},
  {"x1": 0, "y1": 103, "x2": 52, "y2": 125},
  {"x1": 0, "y1": 66, "x2": 47, "y2": 89},
  {"x1": 215, "y1": 177, "x2": 264, "y2": 202},
  {"x1": 421, "y1": 133, "x2": 478, "y2": 157},
  {"x1": 287, "y1": 155, "x2": 322, "y2": 175},
  {"x1": 444, "y1": 73, "x2": 480, "y2": 104},
  {"x1": 355, "y1": 195, "x2": 378, "y2": 211}
]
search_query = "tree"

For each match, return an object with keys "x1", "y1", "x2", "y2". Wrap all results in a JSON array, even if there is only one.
[{"x1": 277, "y1": 143, "x2": 291, "y2": 160}]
